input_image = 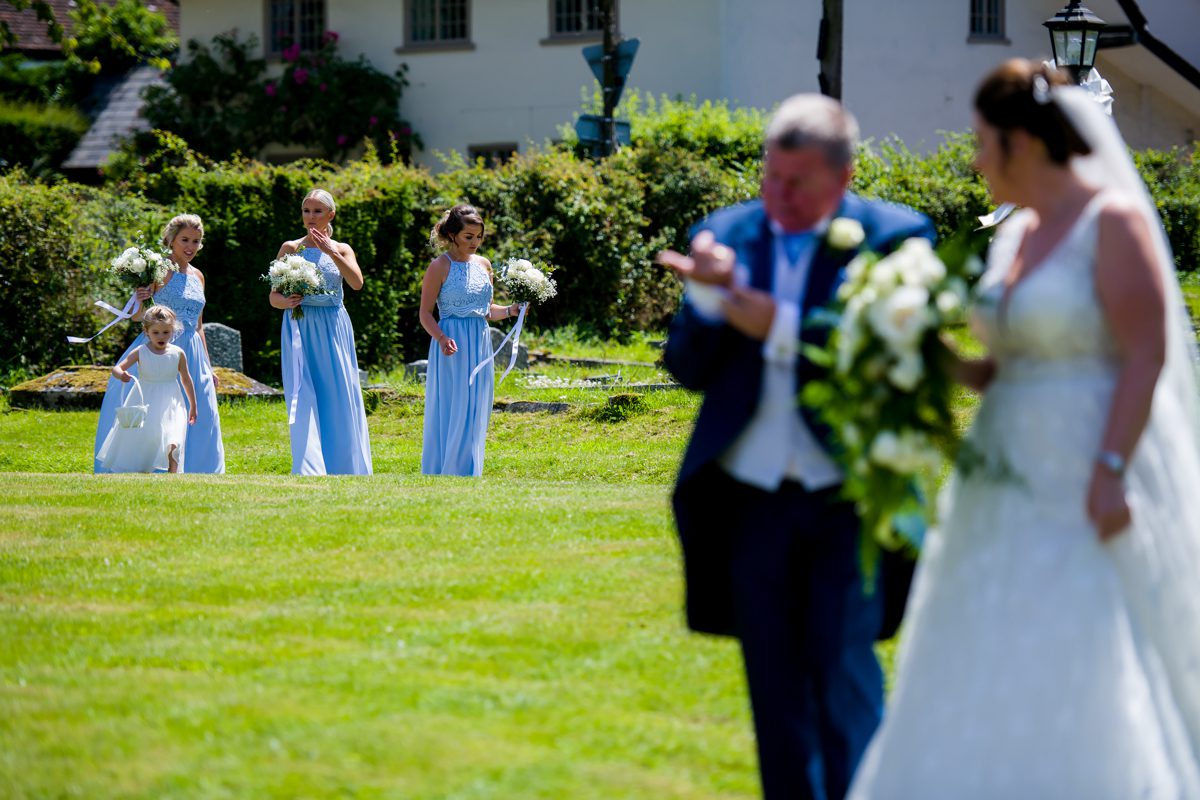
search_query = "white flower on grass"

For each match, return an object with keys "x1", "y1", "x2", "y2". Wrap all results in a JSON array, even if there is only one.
[
  {"x1": 887, "y1": 350, "x2": 925, "y2": 391},
  {"x1": 827, "y1": 217, "x2": 866, "y2": 250},
  {"x1": 868, "y1": 284, "x2": 932, "y2": 349}
]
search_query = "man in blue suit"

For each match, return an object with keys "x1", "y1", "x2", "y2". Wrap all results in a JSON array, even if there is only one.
[{"x1": 658, "y1": 94, "x2": 935, "y2": 800}]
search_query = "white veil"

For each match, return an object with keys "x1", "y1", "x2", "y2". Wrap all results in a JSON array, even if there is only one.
[{"x1": 1056, "y1": 84, "x2": 1200, "y2": 771}]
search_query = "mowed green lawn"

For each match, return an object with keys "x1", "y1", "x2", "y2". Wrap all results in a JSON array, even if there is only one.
[{"x1": 0, "y1": 387, "x2": 768, "y2": 799}]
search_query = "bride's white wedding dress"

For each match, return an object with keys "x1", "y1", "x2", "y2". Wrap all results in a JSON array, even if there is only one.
[{"x1": 847, "y1": 188, "x2": 1200, "y2": 798}]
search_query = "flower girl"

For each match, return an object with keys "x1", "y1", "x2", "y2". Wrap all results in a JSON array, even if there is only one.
[{"x1": 97, "y1": 306, "x2": 197, "y2": 473}]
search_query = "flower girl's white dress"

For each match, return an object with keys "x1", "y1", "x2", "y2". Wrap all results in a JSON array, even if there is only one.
[
  {"x1": 97, "y1": 344, "x2": 188, "y2": 473},
  {"x1": 847, "y1": 192, "x2": 1200, "y2": 798}
]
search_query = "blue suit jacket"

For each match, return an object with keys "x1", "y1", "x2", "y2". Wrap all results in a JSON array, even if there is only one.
[
  {"x1": 664, "y1": 193, "x2": 935, "y2": 639},
  {"x1": 665, "y1": 193, "x2": 936, "y2": 486}
]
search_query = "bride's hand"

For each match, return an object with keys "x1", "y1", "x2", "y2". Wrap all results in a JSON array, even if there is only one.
[{"x1": 1088, "y1": 466, "x2": 1132, "y2": 540}]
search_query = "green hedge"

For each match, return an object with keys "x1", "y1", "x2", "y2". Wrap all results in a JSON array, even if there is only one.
[
  {"x1": 3, "y1": 95, "x2": 1198, "y2": 384},
  {"x1": 0, "y1": 171, "x2": 162, "y2": 381},
  {"x1": 0, "y1": 100, "x2": 89, "y2": 170}
]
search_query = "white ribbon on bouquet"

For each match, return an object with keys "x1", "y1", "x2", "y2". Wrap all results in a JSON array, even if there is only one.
[
  {"x1": 469, "y1": 302, "x2": 528, "y2": 387},
  {"x1": 287, "y1": 314, "x2": 304, "y2": 425},
  {"x1": 66, "y1": 292, "x2": 144, "y2": 344}
]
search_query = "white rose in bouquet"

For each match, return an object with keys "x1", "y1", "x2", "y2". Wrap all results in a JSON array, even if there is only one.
[
  {"x1": 868, "y1": 285, "x2": 932, "y2": 349},
  {"x1": 887, "y1": 350, "x2": 925, "y2": 392}
]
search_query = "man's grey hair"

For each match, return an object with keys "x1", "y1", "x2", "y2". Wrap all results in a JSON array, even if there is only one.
[{"x1": 764, "y1": 94, "x2": 860, "y2": 168}]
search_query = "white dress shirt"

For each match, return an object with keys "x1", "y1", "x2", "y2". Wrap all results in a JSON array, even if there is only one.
[{"x1": 685, "y1": 220, "x2": 843, "y2": 492}]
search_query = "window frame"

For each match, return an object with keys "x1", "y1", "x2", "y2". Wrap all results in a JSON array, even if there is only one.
[
  {"x1": 541, "y1": 0, "x2": 615, "y2": 46},
  {"x1": 263, "y1": 0, "x2": 328, "y2": 59},
  {"x1": 467, "y1": 142, "x2": 519, "y2": 169},
  {"x1": 967, "y1": 0, "x2": 1009, "y2": 44},
  {"x1": 398, "y1": 0, "x2": 475, "y2": 53}
]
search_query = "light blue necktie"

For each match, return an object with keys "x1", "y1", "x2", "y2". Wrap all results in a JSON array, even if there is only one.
[{"x1": 780, "y1": 232, "x2": 808, "y2": 265}]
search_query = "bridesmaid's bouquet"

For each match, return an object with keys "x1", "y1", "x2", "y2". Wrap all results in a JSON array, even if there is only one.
[
  {"x1": 802, "y1": 225, "x2": 990, "y2": 570},
  {"x1": 499, "y1": 258, "x2": 557, "y2": 305},
  {"x1": 110, "y1": 235, "x2": 172, "y2": 306},
  {"x1": 262, "y1": 254, "x2": 331, "y2": 319}
]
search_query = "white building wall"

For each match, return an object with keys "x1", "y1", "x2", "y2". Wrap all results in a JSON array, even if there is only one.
[{"x1": 176, "y1": 1, "x2": 1200, "y2": 165}]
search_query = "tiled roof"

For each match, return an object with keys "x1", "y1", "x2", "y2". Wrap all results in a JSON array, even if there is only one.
[
  {"x1": 0, "y1": 0, "x2": 179, "y2": 55},
  {"x1": 61, "y1": 65, "x2": 164, "y2": 170}
]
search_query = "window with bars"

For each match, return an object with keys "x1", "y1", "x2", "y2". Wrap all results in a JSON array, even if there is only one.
[
  {"x1": 406, "y1": 0, "x2": 470, "y2": 46},
  {"x1": 267, "y1": 0, "x2": 326, "y2": 55},
  {"x1": 969, "y1": 0, "x2": 1005, "y2": 40},
  {"x1": 551, "y1": 0, "x2": 606, "y2": 37}
]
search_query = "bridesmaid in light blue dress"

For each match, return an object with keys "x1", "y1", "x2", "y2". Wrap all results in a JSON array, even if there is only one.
[
  {"x1": 420, "y1": 204, "x2": 519, "y2": 476},
  {"x1": 94, "y1": 214, "x2": 225, "y2": 473},
  {"x1": 271, "y1": 189, "x2": 372, "y2": 475}
]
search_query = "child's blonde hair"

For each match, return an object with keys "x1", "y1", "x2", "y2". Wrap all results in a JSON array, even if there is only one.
[
  {"x1": 142, "y1": 305, "x2": 183, "y2": 335},
  {"x1": 160, "y1": 214, "x2": 204, "y2": 251},
  {"x1": 304, "y1": 188, "x2": 337, "y2": 237}
]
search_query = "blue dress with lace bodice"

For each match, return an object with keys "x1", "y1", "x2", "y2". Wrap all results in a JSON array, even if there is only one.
[
  {"x1": 422, "y1": 255, "x2": 494, "y2": 476},
  {"x1": 280, "y1": 247, "x2": 372, "y2": 475},
  {"x1": 93, "y1": 269, "x2": 225, "y2": 473}
]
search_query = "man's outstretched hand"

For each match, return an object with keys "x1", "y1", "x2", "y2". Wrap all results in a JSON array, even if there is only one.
[{"x1": 655, "y1": 230, "x2": 737, "y2": 287}]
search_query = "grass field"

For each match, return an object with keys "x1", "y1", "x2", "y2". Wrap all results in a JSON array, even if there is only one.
[
  {"x1": 0, "y1": 353, "x2": 774, "y2": 799},
  {"x1": 5, "y1": 288, "x2": 1197, "y2": 798}
]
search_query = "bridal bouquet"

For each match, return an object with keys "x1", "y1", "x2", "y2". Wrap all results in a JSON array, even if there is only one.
[
  {"x1": 110, "y1": 236, "x2": 172, "y2": 305},
  {"x1": 469, "y1": 257, "x2": 558, "y2": 387},
  {"x1": 498, "y1": 258, "x2": 557, "y2": 305},
  {"x1": 262, "y1": 254, "x2": 331, "y2": 319},
  {"x1": 802, "y1": 224, "x2": 990, "y2": 570}
]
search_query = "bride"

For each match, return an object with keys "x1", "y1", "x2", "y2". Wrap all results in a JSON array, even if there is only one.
[{"x1": 847, "y1": 59, "x2": 1200, "y2": 798}]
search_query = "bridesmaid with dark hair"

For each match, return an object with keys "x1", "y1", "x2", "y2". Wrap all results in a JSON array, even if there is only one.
[{"x1": 419, "y1": 204, "x2": 519, "y2": 476}]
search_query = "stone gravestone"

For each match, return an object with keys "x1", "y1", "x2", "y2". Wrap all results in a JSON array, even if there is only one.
[
  {"x1": 204, "y1": 322, "x2": 243, "y2": 373},
  {"x1": 488, "y1": 327, "x2": 529, "y2": 371}
]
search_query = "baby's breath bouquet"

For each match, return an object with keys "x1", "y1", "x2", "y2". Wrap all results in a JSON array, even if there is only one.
[
  {"x1": 499, "y1": 258, "x2": 557, "y2": 305},
  {"x1": 802, "y1": 225, "x2": 990, "y2": 572},
  {"x1": 262, "y1": 253, "x2": 331, "y2": 319},
  {"x1": 110, "y1": 235, "x2": 173, "y2": 305}
]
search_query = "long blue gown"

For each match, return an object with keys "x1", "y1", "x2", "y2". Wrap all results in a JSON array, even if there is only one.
[
  {"x1": 421, "y1": 255, "x2": 495, "y2": 476},
  {"x1": 93, "y1": 270, "x2": 225, "y2": 473},
  {"x1": 281, "y1": 247, "x2": 373, "y2": 475}
]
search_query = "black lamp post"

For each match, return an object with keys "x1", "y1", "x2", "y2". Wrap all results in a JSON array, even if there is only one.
[{"x1": 1043, "y1": 1, "x2": 1108, "y2": 84}]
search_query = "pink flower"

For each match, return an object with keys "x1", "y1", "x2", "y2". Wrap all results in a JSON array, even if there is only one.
[
  {"x1": 319, "y1": 82, "x2": 328, "y2": 92},
  {"x1": 337, "y1": 134, "x2": 349, "y2": 146},
  {"x1": 368, "y1": 115, "x2": 378, "y2": 127},
  {"x1": 293, "y1": 67, "x2": 309, "y2": 85},
  {"x1": 322, "y1": 30, "x2": 339, "y2": 45},
  {"x1": 282, "y1": 43, "x2": 301, "y2": 62},
  {"x1": 265, "y1": 82, "x2": 277, "y2": 97},
  {"x1": 400, "y1": 124, "x2": 412, "y2": 135},
  {"x1": 280, "y1": 105, "x2": 288, "y2": 113}
]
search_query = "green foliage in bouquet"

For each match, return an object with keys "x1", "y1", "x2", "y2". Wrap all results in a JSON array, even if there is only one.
[{"x1": 801, "y1": 224, "x2": 992, "y2": 580}]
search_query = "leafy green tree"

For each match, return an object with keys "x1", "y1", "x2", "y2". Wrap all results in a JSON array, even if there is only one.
[{"x1": 142, "y1": 31, "x2": 420, "y2": 164}]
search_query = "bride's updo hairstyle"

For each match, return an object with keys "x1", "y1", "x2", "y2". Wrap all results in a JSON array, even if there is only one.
[
  {"x1": 974, "y1": 59, "x2": 1092, "y2": 165},
  {"x1": 429, "y1": 203, "x2": 485, "y2": 251}
]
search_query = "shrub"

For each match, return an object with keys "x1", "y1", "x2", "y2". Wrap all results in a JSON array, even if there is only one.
[
  {"x1": 0, "y1": 99, "x2": 89, "y2": 170},
  {"x1": 0, "y1": 170, "x2": 163, "y2": 379},
  {"x1": 142, "y1": 31, "x2": 420, "y2": 164}
]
